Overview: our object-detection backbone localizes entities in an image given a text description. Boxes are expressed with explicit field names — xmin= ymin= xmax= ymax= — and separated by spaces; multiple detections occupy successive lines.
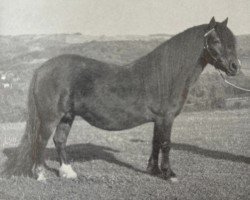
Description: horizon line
xmin=0 ymin=32 xmax=249 ymax=37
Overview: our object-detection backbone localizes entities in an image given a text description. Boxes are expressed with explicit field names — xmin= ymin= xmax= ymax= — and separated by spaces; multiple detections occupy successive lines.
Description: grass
xmin=0 ymin=109 xmax=249 ymax=200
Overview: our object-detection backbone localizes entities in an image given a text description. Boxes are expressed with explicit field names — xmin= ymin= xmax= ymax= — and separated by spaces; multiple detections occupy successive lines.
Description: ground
xmin=0 ymin=109 xmax=249 ymax=200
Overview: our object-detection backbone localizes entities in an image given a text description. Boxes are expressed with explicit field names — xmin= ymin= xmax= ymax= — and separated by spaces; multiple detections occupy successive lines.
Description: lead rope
xmin=217 ymin=69 xmax=250 ymax=92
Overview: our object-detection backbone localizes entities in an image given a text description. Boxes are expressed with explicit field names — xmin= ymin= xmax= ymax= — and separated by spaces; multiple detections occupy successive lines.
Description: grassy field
xmin=0 ymin=109 xmax=249 ymax=200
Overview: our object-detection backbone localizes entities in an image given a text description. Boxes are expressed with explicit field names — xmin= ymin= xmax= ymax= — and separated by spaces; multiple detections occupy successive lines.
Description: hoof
xmin=162 ymin=169 xmax=177 ymax=181
xmin=147 ymin=161 xmax=161 ymax=175
xmin=37 ymin=172 xmax=46 ymax=182
xmin=59 ymin=164 xmax=77 ymax=179
xmin=147 ymin=166 xmax=162 ymax=175
xmin=33 ymin=165 xmax=46 ymax=182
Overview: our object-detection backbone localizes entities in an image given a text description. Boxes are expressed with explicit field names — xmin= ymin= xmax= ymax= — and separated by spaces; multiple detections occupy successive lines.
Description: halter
xmin=204 ymin=28 xmax=250 ymax=92
xmin=203 ymin=28 xmax=218 ymax=65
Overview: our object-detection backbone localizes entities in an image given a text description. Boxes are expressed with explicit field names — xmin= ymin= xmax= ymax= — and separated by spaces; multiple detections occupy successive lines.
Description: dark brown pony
xmin=3 ymin=17 xmax=241 ymax=181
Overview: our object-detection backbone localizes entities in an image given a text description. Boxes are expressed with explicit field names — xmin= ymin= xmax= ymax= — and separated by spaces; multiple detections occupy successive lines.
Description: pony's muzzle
xmin=229 ymin=60 xmax=240 ymax=75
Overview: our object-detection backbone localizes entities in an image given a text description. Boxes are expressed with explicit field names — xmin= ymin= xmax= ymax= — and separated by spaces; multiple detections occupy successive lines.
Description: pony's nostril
xmin=230 ymin=63 xmax=237 ymax=72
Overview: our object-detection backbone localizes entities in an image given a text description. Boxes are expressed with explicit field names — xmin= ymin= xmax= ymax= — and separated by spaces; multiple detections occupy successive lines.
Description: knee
xmin=61 ymin=113 xmax=74 ymax=124
xmin=53 ymin=124 xmax=70 ymax=145
xmin=37 ymin=134 xmax=50 ymax=145
xmin=53 ymin=133 xmax=66 ymax=146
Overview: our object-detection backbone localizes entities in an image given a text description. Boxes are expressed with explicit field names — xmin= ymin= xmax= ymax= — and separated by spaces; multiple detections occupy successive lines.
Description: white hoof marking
xmin=170 ymin=177 xmax=178 ymax=183
xmin=37 ymin=172 xmax=46 ymax=182
xmin=59 ymin=164 xmax=77 ymax=179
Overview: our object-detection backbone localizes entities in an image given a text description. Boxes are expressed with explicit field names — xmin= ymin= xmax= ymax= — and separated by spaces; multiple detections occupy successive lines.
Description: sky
xmin=0 ymin=0 xmax=249 ymax=36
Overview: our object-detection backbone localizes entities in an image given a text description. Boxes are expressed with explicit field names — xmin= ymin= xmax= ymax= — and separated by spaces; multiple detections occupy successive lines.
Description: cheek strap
xmin=203 ymin=28 xmax=219 ymax=66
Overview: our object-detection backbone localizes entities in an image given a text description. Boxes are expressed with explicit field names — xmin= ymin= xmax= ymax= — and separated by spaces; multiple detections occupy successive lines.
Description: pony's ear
xmin=221 ymin=17 xmax=228 ymax=27
xmin=208 ymin=17 xmax=216 ymax=29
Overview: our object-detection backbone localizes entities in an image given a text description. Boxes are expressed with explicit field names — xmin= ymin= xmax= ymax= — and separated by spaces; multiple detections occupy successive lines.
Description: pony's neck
xmin=132 ymin=24 xmax=208 ymax=110
xmin=150 ymin=24 xmax=207 ymax=90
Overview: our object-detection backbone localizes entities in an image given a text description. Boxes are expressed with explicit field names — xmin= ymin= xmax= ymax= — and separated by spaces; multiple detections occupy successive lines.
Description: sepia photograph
xmin=0 ymin=0 xmax=249 ymax=199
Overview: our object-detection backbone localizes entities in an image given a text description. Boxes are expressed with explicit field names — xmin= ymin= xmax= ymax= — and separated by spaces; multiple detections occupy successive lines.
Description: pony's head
xmin=203 ymin=17 xmax=240 ymax=76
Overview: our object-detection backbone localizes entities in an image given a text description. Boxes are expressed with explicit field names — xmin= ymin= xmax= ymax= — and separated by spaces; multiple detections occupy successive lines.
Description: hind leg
xmin=53 ymin=113 xmax=77 ymax=179
xmin=33 ymin=121 xmax=55 ymax=181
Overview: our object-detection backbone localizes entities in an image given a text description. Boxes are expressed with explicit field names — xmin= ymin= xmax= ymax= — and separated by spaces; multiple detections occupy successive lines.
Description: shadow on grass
xmin=130 ymin=139 xmax=250 ymax=164
xmin=3 ymin=142 xmax=249 ymax=178
xmin=3 ymin=143 xmax=146 ymax=176
xmin=171 ymin=143 xmax=250 ymax=164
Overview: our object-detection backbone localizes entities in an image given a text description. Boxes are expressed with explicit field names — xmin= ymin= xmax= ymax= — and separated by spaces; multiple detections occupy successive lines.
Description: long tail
xmin=2 ymin=71 xmax=40 ymax=176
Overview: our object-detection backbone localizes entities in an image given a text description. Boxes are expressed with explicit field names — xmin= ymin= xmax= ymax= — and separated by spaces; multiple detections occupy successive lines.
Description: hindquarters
xmin=2 ymin=68 xmax=64 ymax=179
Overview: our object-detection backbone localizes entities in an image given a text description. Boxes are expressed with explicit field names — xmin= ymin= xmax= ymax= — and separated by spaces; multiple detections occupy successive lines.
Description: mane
xmin=133 ymin=24 xmax=208 ymax=103
xmin=153 ymin=24 xmax=206 ymax=74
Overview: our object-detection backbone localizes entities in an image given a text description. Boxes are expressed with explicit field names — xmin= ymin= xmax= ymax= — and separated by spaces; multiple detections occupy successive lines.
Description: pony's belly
xmin=78 ymin=106 xmax=150 ymax=131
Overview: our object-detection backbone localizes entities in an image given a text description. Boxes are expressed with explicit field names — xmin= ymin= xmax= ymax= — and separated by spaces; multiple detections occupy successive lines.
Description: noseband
xmin=203 ymin=28 xmax=218 ymax=66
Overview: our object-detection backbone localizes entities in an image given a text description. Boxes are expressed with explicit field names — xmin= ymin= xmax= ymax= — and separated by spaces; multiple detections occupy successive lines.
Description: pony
xmin=3 ymin=17 xmax=240 ymax=181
